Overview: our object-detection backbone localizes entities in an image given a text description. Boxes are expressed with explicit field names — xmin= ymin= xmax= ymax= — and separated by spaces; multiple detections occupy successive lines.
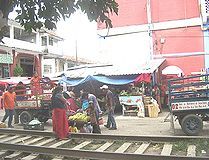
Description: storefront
xmin=0 ymin=52 xmax=13 ymax=78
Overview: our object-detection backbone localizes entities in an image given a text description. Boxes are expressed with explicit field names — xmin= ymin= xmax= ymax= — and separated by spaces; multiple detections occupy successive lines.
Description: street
xmin=1 ymin=110 xmax=209 ymax=136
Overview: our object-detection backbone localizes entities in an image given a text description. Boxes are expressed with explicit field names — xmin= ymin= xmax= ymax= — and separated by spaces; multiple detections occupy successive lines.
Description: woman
xmin=87 ymin=101 xmax=101 ymax=134
xmin=63 ymin=91 xmax=79 ymax=114
xmin=51 ymin=86 xmax=69 ymax=139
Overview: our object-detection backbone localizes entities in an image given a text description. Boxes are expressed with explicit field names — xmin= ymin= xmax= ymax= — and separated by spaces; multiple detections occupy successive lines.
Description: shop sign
xmin=172 ymin=101 xmax=209 ymax=111
xmin=0 ymin=54 xmax=13 ymax=64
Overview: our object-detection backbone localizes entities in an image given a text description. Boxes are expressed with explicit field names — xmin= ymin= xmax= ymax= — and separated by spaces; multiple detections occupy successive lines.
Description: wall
xmin=98 ymin=0 xmax=147 ymax=29
xmin=151 ymin=0 xmax=200 ymax=22
xmin=153 ymin=26 xmax=204 ymax=55
xmin=97 ymin=0 xmax=204 ymax=76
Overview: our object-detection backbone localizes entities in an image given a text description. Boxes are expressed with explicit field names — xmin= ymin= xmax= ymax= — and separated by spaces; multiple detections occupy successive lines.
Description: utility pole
xmin=75 ymin=39 xmax=78 ymax=65
xmin=146 ymin=0 xmax=153 ymax=61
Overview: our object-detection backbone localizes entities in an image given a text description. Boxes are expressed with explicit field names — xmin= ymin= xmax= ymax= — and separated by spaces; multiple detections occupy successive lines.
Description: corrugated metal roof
xmin=62 ymin=59 xmax=165 ymax=78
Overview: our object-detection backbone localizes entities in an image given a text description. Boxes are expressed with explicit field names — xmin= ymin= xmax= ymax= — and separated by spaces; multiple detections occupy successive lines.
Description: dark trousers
xmin=2 ymin=109 xmax=14 ymax=127
xmin=107 ymin=109 xmax=117 ymax=128
xmin=92 ymin=123 xmax=101 ymax=134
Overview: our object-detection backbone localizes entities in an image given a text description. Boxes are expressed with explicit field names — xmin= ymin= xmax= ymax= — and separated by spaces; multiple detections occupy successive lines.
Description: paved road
xmin=0 ymin=110 xmax=209 ymax=136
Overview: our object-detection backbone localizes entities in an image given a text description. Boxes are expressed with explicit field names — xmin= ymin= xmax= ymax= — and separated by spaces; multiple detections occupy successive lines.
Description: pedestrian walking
xmin=1 ymin=85 xmax=16 ymax=128
xmin=100 ymin=85 xmax=117 ymax=130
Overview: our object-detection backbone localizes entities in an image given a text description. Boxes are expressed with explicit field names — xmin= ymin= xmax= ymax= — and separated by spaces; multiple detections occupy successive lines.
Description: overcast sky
xmin=56 ymin=11 xmax=150 ymax=67
xmin=9 ymin=10 xmax=149 ymax=67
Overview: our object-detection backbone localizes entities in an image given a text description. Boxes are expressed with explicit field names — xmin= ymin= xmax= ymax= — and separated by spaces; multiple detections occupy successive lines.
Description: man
xmin=100 ymin=85 xmax=117 ymax=130
xmin=1 ymin=85 xmax=16 ymax=128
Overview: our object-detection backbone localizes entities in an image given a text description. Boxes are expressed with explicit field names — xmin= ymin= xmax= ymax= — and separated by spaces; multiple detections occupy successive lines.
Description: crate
xmin=147 ymin=104 xmax=159 ymax=118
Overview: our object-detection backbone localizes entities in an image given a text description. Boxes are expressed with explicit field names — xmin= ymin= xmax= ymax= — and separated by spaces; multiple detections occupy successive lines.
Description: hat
xmin=100 ymin=85 xmax=108 ymax=89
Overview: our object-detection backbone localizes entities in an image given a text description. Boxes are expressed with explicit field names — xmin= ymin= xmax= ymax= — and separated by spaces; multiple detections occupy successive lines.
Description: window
xmin=200 ymin=0 xmax=209 ymax=23
xmin=41 ymin=36 xmax=47 ymax=46
xmin=14 ymin=27 xmax=36 ymax=43
xmin=205 ymin=0 xmax=209 ymax=14
xmin=49 ymin=37 xmax=53 ymax=46
xmin=44 ymin=65 xmax=52 ymax=74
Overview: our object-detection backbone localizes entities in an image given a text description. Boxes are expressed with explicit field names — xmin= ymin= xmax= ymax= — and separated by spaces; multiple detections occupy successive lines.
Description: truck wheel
xmin=177 ymin=115 xmax=185 ymax=126
xmin=20 ymin=111 xmax=32 ymax=125
xmin=37 ymin=114 xmax=48 ymax=123
xmin=181 ymin=114 xmax=203 ymax=136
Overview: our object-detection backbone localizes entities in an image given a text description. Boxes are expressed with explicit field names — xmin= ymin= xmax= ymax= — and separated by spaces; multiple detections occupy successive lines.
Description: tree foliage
xmin=13 ymin=65 xmax=23 ymax=76
xmin=0 ymin=0 xmax=118 ymax=41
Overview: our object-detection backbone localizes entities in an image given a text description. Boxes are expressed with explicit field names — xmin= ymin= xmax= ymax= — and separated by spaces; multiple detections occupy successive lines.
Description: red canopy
xmin=134 ymin=73 xmax=151 ymax=84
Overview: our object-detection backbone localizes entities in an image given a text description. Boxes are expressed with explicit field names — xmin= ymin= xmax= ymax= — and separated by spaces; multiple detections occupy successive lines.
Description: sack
xmin=0 ymin=122 xmax=6 ymax=128
xmin=98 ymin=117 xmax=104 ymax=125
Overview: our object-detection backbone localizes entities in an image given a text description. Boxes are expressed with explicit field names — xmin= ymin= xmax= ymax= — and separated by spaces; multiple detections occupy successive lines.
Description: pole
xmin=146 ymin=0 xmax=153 ymax=60
xmin=75 ymin=40 xmax=78 ymax=65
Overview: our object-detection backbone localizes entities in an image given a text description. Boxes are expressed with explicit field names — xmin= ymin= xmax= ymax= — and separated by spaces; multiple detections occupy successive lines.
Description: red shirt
xmin=2 ymin=91 xmax=16 ymax=110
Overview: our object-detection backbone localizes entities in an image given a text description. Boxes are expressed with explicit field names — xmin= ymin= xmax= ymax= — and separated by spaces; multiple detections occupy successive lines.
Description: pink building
xmin=97 ymin=0 xmax=209 ymax=82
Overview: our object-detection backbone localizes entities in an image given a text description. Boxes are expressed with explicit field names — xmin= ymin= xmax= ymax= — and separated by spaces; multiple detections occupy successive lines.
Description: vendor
xmin=30 ymin=72 xmax=42 ymax=95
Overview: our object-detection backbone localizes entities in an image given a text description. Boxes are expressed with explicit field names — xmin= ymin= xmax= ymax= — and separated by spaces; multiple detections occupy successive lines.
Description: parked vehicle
xmin=168 ymin=74 xmax=209 ymax=135
xmin=14 ymin=79 xmax=53 ymax=125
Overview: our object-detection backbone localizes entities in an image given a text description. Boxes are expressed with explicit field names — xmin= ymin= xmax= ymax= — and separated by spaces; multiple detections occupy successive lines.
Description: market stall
xmin=119 ymin=96 xmax=144 ymax=117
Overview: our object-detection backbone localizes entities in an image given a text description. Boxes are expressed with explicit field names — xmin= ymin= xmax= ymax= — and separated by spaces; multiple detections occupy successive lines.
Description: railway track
xmin=0 ymin=128 xmax=208 ymax=160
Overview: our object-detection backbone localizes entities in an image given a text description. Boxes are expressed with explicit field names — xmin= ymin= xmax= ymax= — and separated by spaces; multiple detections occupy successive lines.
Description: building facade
xmin=0 ymin=19 xmax=84 ymax=78
xmin=97 ymin=0 xmax=209 ymax=78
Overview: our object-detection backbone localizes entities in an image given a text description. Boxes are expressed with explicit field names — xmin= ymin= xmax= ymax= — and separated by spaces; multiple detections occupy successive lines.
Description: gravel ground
xmin=1 ymin=110 xmax=209 ymax=136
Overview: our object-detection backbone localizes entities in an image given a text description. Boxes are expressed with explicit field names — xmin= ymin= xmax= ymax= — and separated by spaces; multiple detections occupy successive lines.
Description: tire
xmin=177 ymin=115 xmax=184 ymax=126
xmin=181 ymin=114 xmax=203 ymax=136
xmin=37 ymin=114 xmax=48 ymax=123
xmin=20 ymin=111 xmax=32 ymax=125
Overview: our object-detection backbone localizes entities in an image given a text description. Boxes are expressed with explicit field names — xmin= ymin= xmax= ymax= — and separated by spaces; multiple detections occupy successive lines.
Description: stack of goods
xmin=143 ymin=96 xmax=152 ymax=117
xmin=143 ymin=96 xmax=159 ymax=118
xmin=68 ymin=113 xmax=90 ymax=131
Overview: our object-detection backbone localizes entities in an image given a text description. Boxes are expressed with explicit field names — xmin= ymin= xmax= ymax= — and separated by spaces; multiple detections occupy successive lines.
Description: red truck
xmin=14 ymin=79 xmax=53 ymax=125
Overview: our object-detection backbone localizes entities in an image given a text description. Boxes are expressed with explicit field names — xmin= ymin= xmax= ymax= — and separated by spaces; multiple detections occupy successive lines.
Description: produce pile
xmin=68 ymin=112 xmax=90 ymax=123
xmin=68 ymin=112 xmax=91 ymax=132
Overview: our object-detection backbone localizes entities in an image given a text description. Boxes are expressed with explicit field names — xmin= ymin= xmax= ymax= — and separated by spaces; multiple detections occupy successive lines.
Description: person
xmin=30 ymin=72 xmax=42 ymax=95
xmin=81 ymin=92 xmax=102 ymax=133
xmin=63 ymin=91 xmax=79 ymax=114
xmin=100 ymin=85 xmax=117 ymax=130
xmin=86 ymin=100 xmax=101 ymax=133
xmin=15 ymin=81 xmax=26 ymax=100
xmin=1 ymin=85 xmax=16 ymax=128
xmin=51 ymin=86 xmax=69 ymax=140
xmin=81 ymin=92 xmax=102 ymax=121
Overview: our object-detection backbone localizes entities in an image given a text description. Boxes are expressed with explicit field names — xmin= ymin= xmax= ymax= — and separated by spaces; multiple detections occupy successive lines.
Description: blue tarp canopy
xmin=60 ymin=75 xmax=138 ymax=87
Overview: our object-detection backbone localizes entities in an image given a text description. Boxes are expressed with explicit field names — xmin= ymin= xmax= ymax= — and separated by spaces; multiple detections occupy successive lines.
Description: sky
xmin=56 ymin=12 xmax=100 ymax=62
xmin=56 ymin=11 xmax=150 ymax=67
xmin=9 ymin=10 xmax=150 ymax=68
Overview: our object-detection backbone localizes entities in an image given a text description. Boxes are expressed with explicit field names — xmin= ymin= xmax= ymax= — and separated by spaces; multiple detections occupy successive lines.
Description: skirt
xmin=52 ymin=108 xmax=69 ymax=139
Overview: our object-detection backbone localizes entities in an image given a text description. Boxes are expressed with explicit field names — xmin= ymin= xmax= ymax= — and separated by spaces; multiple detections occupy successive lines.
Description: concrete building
xmin=97 ymin=0 xmax=209 ymax=79
xmin=0 ymin=19 xmax=87 ymax=78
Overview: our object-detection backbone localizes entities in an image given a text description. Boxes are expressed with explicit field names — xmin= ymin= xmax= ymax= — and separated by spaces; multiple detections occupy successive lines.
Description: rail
xmin=0 ymin=129 xmax=208 ymax=159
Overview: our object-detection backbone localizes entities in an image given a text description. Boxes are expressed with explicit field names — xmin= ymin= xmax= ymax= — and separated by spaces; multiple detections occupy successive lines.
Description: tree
xmin=13 ymin=65 xmax=24 ymax=76
xmin=0 ymin=0 xmax=118 ymax=42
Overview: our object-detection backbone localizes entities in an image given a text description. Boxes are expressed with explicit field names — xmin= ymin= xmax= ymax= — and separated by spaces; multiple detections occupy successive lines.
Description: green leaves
xmin=0 ymin=0 xmax=118 ymax=40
